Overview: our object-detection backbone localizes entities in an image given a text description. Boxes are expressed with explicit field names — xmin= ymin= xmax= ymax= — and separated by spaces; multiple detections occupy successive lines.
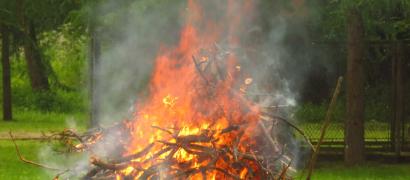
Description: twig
xmin=260 ymin=114 xmax=315 ymax=152
xmin=9 ymin=131 xmax=64 ymax=171
xmin=90 ymin=157 xmax=130 ymax=170
xmin=83 ymin=167 xmax=101 ymax=179
xmin=192 ymin=55 xmax=211 ymax=85
xmin=52 ymin=169 xmax=69 ymax=180
xmin=112 ymin=143 xmax=155 ymax=163
xmin=258 ymin=120 xmax=279 ymax=150
xmin=278 ymin=159 xmax=293 ymax=180
xmin=213 ymin=167 xmax=240 ymax=180
xmin=151 ymin=125 xmax=173 ymax=135
xmin=306 ymin=76 xmax=343 ymax=180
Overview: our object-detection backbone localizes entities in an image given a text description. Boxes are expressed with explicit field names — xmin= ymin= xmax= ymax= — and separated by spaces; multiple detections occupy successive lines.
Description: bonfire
xmin=10 ymin=1 xmax=316 ymax=179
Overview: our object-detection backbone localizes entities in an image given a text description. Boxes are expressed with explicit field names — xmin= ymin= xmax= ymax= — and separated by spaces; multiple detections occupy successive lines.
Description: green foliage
xmin=21 ymin=0 xmax=82 ymax=32
xmin=307 ymin=0 xmax=410 ymax=41
xmin=11 ymin=85 xmax=87 ymax=113
xmin=2 ymin=21 xmax=88 ymax=113
xmin=39 ymin=23 xmax=88 ymax=89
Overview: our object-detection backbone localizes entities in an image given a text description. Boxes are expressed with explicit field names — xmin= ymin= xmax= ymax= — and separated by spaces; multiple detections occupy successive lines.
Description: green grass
xmin=0 ymin=141 xmax=51 ymax=180
xmin=0 ymin=110 xmax=88 ymax=179
xmin=2 ymin=141 xmax=410 ymax=179
xmin=0 ymin=110 xmax=88 ymax=133
xmin=0 ymin=140 xmax=89 ymax=180
xmin=299 ymin=162 xmax=410 ymax=180
xmin=0 ymin=110 xmax=407 ymax=179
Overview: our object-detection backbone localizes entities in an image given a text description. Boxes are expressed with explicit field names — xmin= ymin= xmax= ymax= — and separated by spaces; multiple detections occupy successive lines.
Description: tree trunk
xmin=16 ymin=0 xmax=49 ymax=91
xmin=391 ymin=43 xmax=404 ymax=159
xmin=1 ymin=24 xmax=12 ymax=121
xmin=89 ymin=21 xmax=101 ymax=127
xmin=23 ymin=21 xmax=49 ymax=91
xmin=345 ymin=8 xmax=365 ymax=166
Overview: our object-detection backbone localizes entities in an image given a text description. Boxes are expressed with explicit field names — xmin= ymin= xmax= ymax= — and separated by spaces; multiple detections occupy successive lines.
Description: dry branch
xmin=260 ymin=114 xmax=315 ymax=152
xmin=9 ymin=131 xmax=64 ymax=171
xmin=306 ymin=76 xmax=343 ymax=180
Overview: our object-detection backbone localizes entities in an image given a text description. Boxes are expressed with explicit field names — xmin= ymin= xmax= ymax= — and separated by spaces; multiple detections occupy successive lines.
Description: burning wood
xmin=10 ymin=112 xmax=309 ymax=180
xmin=9 ymin=38 xmax=305 ymax=180
xmin=10 ymin=1 xmax=316 ymax=179
xmin=54 ymin=116 xmax=296 ymax=180
xmin=9 ymin=33 xmax=305 ymax=180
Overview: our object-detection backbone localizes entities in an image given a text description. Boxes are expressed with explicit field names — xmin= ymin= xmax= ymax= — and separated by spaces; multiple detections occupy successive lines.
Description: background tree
xmin=14 ymin=0 xmax=81 ymax=91
xmin=345 ymin=8 xmax=365 ymax=166
xmin=0 ymin=0 xmax=17 ymax=121
xmin=0 ymin=0 xmax=86 ymax=116
xmin=303 ymin=0 xmax=410 ymax=163
xmin=16 ymin=0 xmax=49 ymax=91
xmin=1 ymin=24 xmax=12 ymax=121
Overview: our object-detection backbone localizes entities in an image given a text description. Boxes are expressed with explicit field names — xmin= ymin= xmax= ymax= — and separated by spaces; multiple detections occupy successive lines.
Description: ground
xmin=0 ymin=111 xmax=409 ymax=179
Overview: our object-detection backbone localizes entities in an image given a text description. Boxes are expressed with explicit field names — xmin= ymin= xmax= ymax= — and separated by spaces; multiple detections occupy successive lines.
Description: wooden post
xmin=391 ymin=42 xmax=404 ymax=158
xmin=89 ymin=18 xmax=101 ymax=127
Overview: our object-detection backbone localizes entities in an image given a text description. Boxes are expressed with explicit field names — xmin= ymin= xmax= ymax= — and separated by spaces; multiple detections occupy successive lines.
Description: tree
xmin=307 ymin=0 xmax=410 ymax=162
xmin=7 ymin=0 xmax=82 ymax=91
xmin=391 ymin=43 xmax=405 ymax=159
xmin=345 ymin=8 xmax=365 ymax=165
xmin=1 ymin=24 xmax=12 ymax=121
xmin=16 ymin=0 xmax=49 ymax=91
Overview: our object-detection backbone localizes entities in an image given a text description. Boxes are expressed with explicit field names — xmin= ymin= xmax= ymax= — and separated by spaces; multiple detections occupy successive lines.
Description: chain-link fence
xmin=258 ymin=41 xmax=410 ymax=154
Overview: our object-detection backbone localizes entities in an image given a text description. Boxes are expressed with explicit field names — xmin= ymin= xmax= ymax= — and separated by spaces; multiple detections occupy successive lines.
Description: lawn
xmin=1 ymin=112 xmax=408 ymax=179
xmin=300 ymin=162 xmax=410 ymax=180
xmin=0 ymin=140 xmax=89 ymax=180
xmin=0 ymin=110 xmax=88 ymax=179
xmin=0 ymin=141 xmax=52 ymax=180
xmin=1 ymin=140 xmax=410 ymax=179
xmin=0 ymin=110 xmax=88 ymax=133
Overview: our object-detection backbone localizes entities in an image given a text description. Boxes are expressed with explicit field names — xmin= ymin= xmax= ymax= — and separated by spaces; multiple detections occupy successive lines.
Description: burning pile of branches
xmin=28 ymin=114 xmax=300 ymax=180
xmin=74 ymin=116 xmax=297 ymax=179
xmin=9 ymin=30 xmax=310 ymax=180
xmin=26 ymin=43 xmax=308 ymax=178
xmin=10 ymin=110 xmax=310 ymax=180
xmin=8 ymin=45 xmax=313 ymax=179
xmin=9 ymin=1 xmax=318 ymax=179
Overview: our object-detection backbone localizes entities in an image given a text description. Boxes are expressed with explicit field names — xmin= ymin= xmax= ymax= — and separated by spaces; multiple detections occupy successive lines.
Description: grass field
xmin=0 ymin=111 xmax=409 ymax=179
xmin=298 ymin=162 xmax=410 ymax=180
xmin=1 ymin=140 xmax=410 ymax=179
xmin=0 ymin=111 xmax=88 ymax=179
xmin=0 ymin=110 xmax=88 ymax=133
xmin=0 ymin=141 xmax=51 ymax=180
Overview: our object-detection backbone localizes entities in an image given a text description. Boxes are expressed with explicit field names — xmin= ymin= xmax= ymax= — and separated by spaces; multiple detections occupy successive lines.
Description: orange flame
xmin=122 ymin=0 xmax=261 ymax=179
